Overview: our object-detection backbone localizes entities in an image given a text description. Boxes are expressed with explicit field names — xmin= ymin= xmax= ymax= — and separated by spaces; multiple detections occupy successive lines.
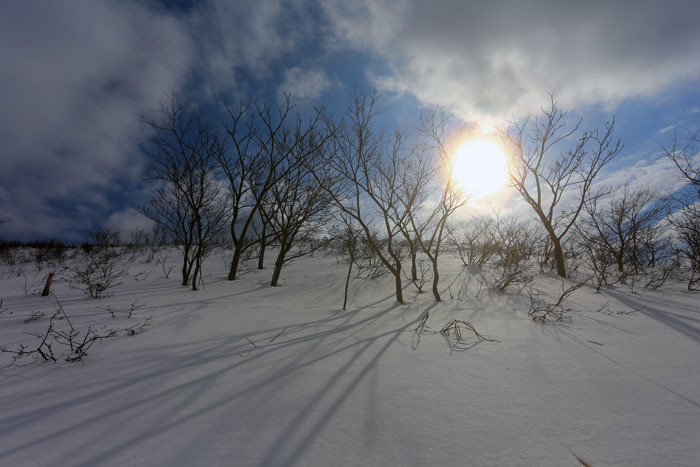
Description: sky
xmin=0 ymin=0 xmax=699 ymax=241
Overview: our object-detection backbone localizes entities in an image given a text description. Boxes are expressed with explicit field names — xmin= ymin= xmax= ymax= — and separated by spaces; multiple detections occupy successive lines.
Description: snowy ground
xmin=0 ymin=250 xmax=698 ymax=466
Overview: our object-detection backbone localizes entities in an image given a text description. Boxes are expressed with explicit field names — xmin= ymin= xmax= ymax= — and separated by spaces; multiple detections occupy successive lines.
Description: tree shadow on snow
xmin=0 ymin=294 xmax=433 ymax=467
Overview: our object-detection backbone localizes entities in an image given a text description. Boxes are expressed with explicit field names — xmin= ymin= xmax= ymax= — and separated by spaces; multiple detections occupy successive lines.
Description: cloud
xmin=658 ymin=124 xmax=678 ymax=135
xmin=3 ymin=0 xmax=698 ymax=241
xmin=0 ymin=0 xmax=192 ymax=240
xmin=0 ymin=0 xmax=317 ymax=241
xmin=320 ymin=0 xmax=700 ymax=121
xmin=603 ymin=155 xmax=689 ymax=196
xmin=277 ymin=67 xmax=331 ymax=101
xmin=188 ymin=0 xmax=316 ymax=97
xmin=105 ymin=208 xmax=155 ymax=240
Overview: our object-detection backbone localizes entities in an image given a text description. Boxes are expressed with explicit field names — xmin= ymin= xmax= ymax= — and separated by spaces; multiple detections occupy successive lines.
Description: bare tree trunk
xmin=191 ymin=255 xmax=200 ymax=291
xmin=616 ymin=255 xmax=625 ymax=273
xmin=430 ymin=258 xmax=441 ymax=302
xmin=258 ymin=224 xmax=267 ymax=270
xmin=410 ymin=247 xmax=418 ymax=281
xmin=394 ymin=266 xmax=404 ymax=304
xmin=181 ymin=245 xmax=190 ymax=286
xmin=228 ymin=248 xmax=241 ymax=280
xmin=270 ymin=253 xmax=285 ymax=287
xmin=258 ymin=244 xmax=266 ymax=270
xmin=343 ymin=256 xmax=353 ymax=310
xmin=552 ymin=236 xmax=566 ymax=278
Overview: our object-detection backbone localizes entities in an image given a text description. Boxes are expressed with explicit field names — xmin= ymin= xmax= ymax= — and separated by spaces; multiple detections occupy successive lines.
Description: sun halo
xmin=451 ymin=138 xmax=509 ymax=199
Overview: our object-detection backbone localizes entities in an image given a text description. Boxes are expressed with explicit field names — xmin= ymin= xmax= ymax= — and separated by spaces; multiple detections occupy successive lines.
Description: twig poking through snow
xmin=54 ymin=296 xmax=74 ymax=331
xmin=440 ymin=319 xmax=497 ymax=342
xmin=269 ymin=328 xmax=286 ymax=343
xmin=415 ymin=312 xmax=430 ymax=334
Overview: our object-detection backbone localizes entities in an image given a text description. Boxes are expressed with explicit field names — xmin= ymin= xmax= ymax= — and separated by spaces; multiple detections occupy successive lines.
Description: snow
xmin=1 ymin=250 xmax=699 ymax=466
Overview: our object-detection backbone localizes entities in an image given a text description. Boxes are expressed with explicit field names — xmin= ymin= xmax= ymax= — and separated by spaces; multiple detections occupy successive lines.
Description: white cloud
xmin=105 ymin=208 xmax=155 ymax=240
xmin=278 ymin=67 xmax=331 ymax=101
xmin=591 ymin=151 xmax=688 ymax=199
xmin=658 ymin=124 xmax=678 ymax=135
xmin=320 ymin=0 xmax=700 ymax=121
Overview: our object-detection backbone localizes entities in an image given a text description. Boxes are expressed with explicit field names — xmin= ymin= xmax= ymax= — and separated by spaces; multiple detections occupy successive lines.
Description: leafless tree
xmin=218 ymin=95 xmax=325 ymax=280
xmin=251 ymin=217 xmax=271 ymax=270
xmin=141 ymin=97 xmax=228 ymax=290
xmin=506 ymin=94 xmax=622 ymax=278
xmin=260 ymin=130 xmax=333 ymax=286
xmin=664 ymin=132 xmax=700 ymax=190
xmin=579 ymin=184 xmax=669 ymax=277
xmin=332 ymin=214 xmax=361 ymax=310
xmin=672 ymin=205 xmax=700 ymax=290
xmin=486 ymin=214 xmax=536 ymax=292
xmin=446 ymin=217 xmax=497 ymax=268
xmin=311 ymin=89 xmax=410 ymax=304
xmin=577 ymin=230 xmax=618 ymax=293
xmin=403 ymin=109 xmax=469 ymax=301
xmin=392 ymin=147 xmax=430 ymax=290
xmin=663 ymin=132 xmax=700 ymax=289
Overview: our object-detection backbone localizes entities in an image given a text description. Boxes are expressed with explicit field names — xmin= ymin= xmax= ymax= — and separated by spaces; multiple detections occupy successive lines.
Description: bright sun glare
xmin=452 ymin=138 xmax=509 ymax=199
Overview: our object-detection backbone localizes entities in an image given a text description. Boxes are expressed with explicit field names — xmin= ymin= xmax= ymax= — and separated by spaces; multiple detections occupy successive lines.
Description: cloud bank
xmin=1 ymin=0 xmax=699 ymax=240
xmin=320 ymin=0 xmax=700 ymax=120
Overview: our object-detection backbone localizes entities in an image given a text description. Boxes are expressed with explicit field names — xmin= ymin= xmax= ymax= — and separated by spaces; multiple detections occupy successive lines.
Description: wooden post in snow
xmin=41 ymin=272 xmax=54 ymax=296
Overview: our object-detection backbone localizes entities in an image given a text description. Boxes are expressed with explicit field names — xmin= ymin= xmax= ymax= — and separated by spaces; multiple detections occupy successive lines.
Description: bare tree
xmin=251 ymin=215 xmax=272 ymax=270
xmin=312 ymin=90 xmax=410 ymax=304
xmin=141 ymin=97 xmax=228 ymax=290
xmin=260 ymin=130 xmax=333 ymax=286
xmin=486 ymin=214 xmax=536 ymax=292
xmin=392 ymin=146 xmax=431 ymax=290
xmin=446 ymin=217 xmax=497 ymax=268
xmin=506 ymin=94 xmax=622 ymax=278
xmin=664 ymin=132 xmax=700 ymax=190
xmin=218 ymin=95 xmax=325 ymax=280
xmin=334 ymin=216 xmax=360 ymax=310
xmin=664 ymin=132 xmax=700 ymax=289
xmin=671 ymin=204 xmax=700 ymax=290
xmin=403 ymin=109 xmax=470 ymax=301
xmin=577 ymin=228 xmax=618 ymax=292
xmin=579 ymin=184 xmax=669 ymax=277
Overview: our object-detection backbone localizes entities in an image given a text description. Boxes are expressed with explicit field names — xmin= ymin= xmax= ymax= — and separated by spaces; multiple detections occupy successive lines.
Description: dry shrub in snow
xmin=528 ymin=275 xmax=591 ymax=323
xmin=446 ymin=217 xmax=497 ymax=269
xmin=67 ymin=247 xmax=126 ymax=298
xmin=1 ymin=298 xmax=151 ymax=365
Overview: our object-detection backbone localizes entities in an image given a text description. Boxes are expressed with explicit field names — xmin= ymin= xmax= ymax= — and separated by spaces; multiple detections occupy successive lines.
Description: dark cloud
xmin=0 ymin=0 xmax=316 ymax=240
xmin=187 ymin=0 xmax=317 ymax=97
xmin=0 ymin=0 xmax=191 ymax=239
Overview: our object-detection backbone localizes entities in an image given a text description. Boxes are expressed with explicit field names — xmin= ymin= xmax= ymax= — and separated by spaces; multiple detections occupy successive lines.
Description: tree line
xmin=137 ymin=90 xmax=700 ymax=301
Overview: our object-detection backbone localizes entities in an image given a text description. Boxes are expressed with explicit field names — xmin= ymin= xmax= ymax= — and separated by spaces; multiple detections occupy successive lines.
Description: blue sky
xmin=0 ymin=0 xmax=698 ymax=241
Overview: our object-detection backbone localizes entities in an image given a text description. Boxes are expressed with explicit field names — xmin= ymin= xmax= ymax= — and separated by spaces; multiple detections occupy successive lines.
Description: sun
xmin=451 ymin=138 xmax=509 ymax=199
